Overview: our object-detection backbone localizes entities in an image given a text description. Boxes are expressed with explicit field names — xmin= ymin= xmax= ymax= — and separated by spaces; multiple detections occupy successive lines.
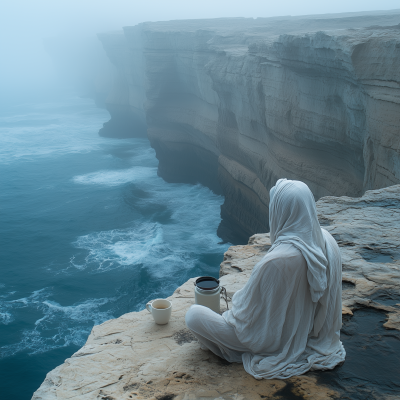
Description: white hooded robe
xmin=186 ymin=179 xmax=345 ymax=379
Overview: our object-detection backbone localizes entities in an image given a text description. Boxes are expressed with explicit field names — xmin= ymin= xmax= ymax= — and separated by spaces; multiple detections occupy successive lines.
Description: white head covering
xmin=221 ymin=178 xmax=345 ymax=379
xmin=269 ymin=178 xmax=328 ymax=302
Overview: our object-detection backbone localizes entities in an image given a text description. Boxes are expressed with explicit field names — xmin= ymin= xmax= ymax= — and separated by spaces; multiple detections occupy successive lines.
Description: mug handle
xmin=146 ymin=302 xmax=152 ymax=313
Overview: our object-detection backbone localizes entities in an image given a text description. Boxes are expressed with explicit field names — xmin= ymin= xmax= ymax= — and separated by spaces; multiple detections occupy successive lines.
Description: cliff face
xmin=32 ymin=185 xmax=400 ymax=400
xmin=97 ymin=31 xmax=147 ymax=138
xmin=97 ymin=11 xmax=400 ymax=240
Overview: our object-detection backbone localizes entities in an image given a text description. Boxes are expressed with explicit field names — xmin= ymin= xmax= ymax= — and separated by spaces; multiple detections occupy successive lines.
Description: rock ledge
xmin=33 ymin=186 xmax=400 ymax=400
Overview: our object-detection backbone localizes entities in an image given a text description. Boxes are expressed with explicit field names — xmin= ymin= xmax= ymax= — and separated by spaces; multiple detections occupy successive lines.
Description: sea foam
xmin=72 ymin=166 xmax=157 ymax=187
xmin=0 ymin=288 xmax=114 ymax=358
xmin=0 ymin=96 xmax=229 ymax=389
xmin=73 ymin=223 xmax=164 ymax=272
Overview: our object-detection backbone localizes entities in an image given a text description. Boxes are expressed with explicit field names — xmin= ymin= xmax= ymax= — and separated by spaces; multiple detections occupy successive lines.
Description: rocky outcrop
xmin=32 ymin=185 xmax=400 ymax=400
xmin=97 ymin=31 xmax=147 ymax=138
xmin=96 ymin=11 xmax=400 ymax=240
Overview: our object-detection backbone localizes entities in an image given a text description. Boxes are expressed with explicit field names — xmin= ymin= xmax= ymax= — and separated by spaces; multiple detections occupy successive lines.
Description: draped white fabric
xmin=186 ymin=179 xmax=345 ymax=379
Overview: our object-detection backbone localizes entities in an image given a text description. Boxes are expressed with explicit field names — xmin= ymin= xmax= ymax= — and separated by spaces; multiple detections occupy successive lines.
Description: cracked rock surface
xmin=32 ymin=186 xmax=400 ymax=400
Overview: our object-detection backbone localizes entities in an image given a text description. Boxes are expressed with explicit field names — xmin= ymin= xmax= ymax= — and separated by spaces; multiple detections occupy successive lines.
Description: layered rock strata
xmin=96 ymin=11 xmax=400 ymax=239
xmin=32 ymin=185 xmax=400 ymax=400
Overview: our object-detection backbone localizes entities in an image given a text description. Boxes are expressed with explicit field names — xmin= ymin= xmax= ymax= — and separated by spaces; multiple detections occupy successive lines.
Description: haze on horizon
xmin=1 ymin=0 xmax=399 ymax=101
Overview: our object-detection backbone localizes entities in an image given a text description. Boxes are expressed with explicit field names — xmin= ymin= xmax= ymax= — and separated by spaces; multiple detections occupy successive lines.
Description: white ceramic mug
xmin=146 ymin=299 xmax=172 ymax=325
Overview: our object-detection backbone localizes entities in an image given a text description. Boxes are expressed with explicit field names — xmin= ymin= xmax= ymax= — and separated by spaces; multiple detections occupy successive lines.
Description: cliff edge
xmin=32 ymin=185 xmax=400 ymax=400
xmin=95 ymin=11 xmax=400 ymax=240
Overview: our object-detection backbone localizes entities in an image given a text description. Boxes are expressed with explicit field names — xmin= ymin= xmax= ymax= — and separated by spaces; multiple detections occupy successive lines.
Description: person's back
xmin=186 ymin=178 xmax=345 ymax=379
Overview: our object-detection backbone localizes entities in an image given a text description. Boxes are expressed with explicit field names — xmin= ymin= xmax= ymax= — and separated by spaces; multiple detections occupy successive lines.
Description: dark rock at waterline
xmin=149 ymin=136 xmax=222 ymax=195
xmin=99 ymin=105 xmax=147 ymax=138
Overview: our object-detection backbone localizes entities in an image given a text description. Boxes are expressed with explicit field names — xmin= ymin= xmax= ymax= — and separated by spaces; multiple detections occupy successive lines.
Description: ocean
xmin=0 ymin=95 xmax=230 ymax=399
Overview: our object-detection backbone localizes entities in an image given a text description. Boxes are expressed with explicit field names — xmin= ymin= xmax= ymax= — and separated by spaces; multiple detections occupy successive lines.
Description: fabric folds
xmin=187 ymin=178 xmax=345 ymax=379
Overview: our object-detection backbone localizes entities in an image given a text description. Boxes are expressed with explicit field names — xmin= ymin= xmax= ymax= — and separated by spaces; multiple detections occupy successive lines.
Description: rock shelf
xmin=33 ymin=186 xmax=400 ymax=399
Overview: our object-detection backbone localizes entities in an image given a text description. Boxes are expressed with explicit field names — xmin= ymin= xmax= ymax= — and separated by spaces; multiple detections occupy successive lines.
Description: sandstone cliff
xmin=94 ymin=11 xmax=400 ymax=241
xmin=32 ymin=185 xmax=400 ymax=400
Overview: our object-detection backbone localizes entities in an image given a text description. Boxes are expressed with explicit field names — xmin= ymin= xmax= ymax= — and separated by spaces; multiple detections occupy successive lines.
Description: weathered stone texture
xmin=96 ymin=11 xmax=400 ymax=238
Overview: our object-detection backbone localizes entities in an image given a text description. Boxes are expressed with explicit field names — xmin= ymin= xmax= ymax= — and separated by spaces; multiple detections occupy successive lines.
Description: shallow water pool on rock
xmin=317 ymin=307 xmax=400 ymax=399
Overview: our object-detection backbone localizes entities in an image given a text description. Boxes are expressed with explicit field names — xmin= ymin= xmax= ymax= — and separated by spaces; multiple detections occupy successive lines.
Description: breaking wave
xmin=0 ymin=288 xmax=114 ymax=358
xmin=0 ymin=95 xmax=229 ymax=399
xmin=72 ymin=166 xmax=157 ymax=187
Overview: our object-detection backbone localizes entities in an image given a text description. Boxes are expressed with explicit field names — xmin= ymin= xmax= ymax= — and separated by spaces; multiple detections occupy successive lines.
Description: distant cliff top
xmin=95 ymin=9 xmax=400 ymax=239
xmin=118 ymin=9 xmax=400 ymax=35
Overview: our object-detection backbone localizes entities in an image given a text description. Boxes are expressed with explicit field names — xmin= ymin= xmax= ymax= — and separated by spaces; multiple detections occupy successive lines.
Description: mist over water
xmin=1 ymin=0 xmax=399 ymax=104
xmin=2 ymin=2 xmax=400 ymax=399
xmin=0 ymin=96 xmax=229 ymax=399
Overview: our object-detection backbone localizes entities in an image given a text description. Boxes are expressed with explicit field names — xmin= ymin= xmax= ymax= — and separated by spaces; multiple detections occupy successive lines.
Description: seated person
xmin=186 ymin=178 xmax=345 ymax=379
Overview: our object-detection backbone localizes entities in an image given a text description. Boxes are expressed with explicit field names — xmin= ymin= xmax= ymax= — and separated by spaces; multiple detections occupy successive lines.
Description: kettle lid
xmin=195 ymin=276 xmax=220 ymax=290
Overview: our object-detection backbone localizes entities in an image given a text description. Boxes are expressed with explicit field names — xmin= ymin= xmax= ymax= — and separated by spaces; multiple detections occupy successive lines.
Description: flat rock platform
xmin=33 ymin=186 xmax=400 ymax=400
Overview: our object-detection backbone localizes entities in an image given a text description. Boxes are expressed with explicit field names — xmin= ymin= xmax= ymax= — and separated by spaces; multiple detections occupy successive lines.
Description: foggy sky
xmin=1 ymin=0 xmax=400 ymax=100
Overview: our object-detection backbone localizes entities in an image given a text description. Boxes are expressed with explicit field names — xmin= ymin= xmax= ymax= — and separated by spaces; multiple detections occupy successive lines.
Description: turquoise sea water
xmin=0 ymin=96 xmax=230 ymax=399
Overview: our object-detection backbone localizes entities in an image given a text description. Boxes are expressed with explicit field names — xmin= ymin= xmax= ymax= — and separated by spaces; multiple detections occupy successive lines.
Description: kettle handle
xmin=220 ymin=286 xmax=231 ymax=310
